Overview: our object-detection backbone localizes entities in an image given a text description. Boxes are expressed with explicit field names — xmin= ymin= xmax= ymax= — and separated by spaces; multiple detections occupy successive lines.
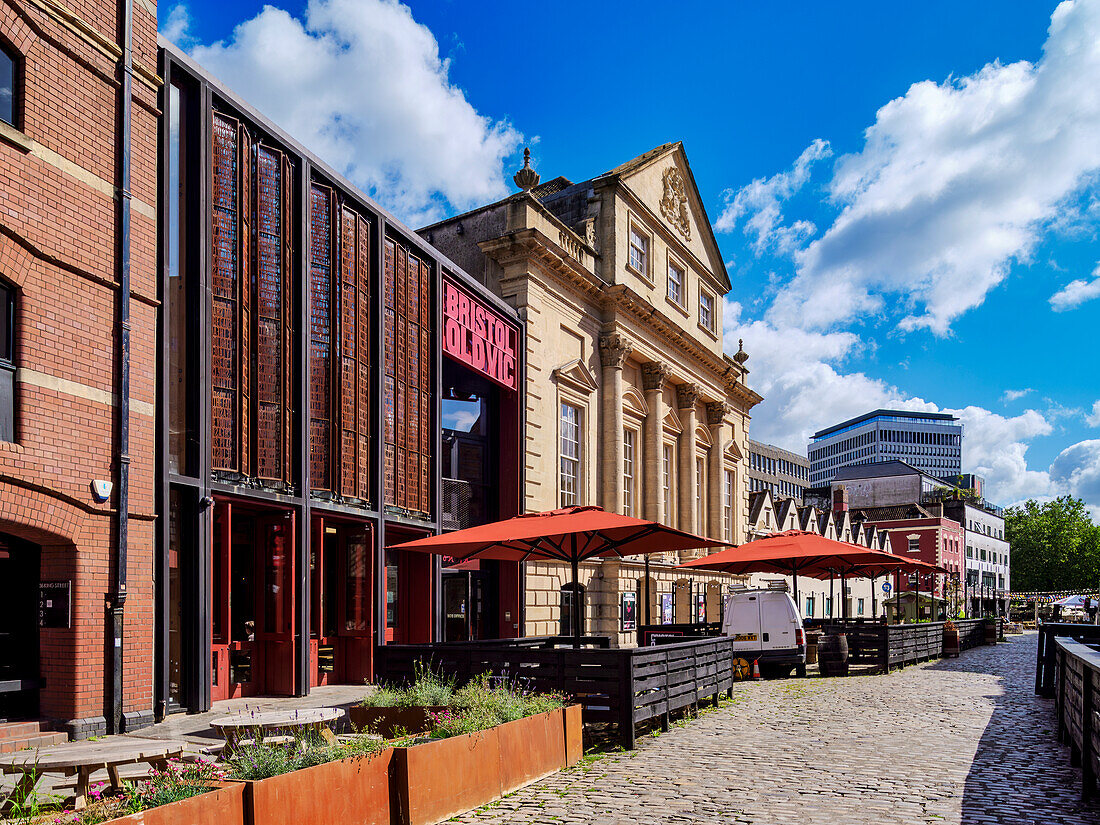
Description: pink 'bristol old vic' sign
xmin=442 ymin=278 xmax=518 ymax=391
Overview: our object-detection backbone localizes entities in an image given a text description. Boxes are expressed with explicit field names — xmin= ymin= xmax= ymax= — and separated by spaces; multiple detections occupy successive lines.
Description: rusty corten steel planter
xmin=347 ymin=705 xmax=447 ymax=738
xmin=243 ymin=748 xmax=394 ymax=825
xmin=99 ymin=783 xmax=246 ymax=825
xmin=563 ymin=704 xmax=583 ymax=767
xmin=394 ymin=707 xmax=581 ymax=825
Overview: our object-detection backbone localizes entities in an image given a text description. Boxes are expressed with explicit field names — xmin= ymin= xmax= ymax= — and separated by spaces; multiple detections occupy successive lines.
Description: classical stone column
xmin=599 ymin=334 xmax=632 ymax=514
xmin=707 ymin=401 xmax=733 ymax=546
xmin=676 ymin=384 xmax=700 ymax=560
xmin=641 ymin=362 xmax=670 ymax=524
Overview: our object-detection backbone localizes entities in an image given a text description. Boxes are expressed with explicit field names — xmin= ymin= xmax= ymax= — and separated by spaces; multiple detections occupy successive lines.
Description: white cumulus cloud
xmin=1050 ymin=262 xmax=1100 ymax=310
xmin=1002 ymin=388 xmax=1034 ymax=403
xmin=1050 ymin=440 xmax=1100 ymax=518
xmin=1087 ymin=400 xmax=1100 ymax=427
xmin=766 ymin=0 xmax=1100 ymax=334
xmin=169 ymin=0 xmax=523 ymax=225
xmin=713 ymin=139 xmax=832 ymax=255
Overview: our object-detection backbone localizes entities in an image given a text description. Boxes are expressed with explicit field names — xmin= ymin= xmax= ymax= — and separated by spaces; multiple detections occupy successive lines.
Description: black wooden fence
xmin=1036 ymin=623 xmax=1100 ymax=696
xmin=1050 ymin=637 xmax=1100 ymax=798
xmin=376 ymin=635 xmax=734 ymax=748
xmin=806 ymin=618 xmax=997 ymax=669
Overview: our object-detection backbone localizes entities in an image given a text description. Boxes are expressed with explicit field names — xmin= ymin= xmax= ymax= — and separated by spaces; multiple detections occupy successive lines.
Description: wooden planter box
xmin=393 ymin=706 xmax=582 ymax=825
xmin=99 ymin=783 xmax=246 ymax=825
xmin=242 ymin=748 xmax=394 ymax=825
xmin=984 ymin=623 xmax=998 ymax=644
xmin=348 ymin=705 xmax=446 ymax=738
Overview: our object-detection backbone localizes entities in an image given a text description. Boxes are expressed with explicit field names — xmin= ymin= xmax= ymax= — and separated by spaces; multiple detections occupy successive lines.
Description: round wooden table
xmin=210 ymin=707 xmax=345 ymax=756
xmin=0 ymin=737 xmax=184 ymax=812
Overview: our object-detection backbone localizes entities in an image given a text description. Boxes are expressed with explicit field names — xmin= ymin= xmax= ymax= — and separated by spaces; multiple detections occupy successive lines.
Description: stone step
xmin=0 ymin=730 xmax=68 ymax=753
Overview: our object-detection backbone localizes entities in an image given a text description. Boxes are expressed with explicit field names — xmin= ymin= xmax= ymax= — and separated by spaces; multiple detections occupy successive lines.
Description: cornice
xmin=481 ymin=231 xmax=765 ymax=411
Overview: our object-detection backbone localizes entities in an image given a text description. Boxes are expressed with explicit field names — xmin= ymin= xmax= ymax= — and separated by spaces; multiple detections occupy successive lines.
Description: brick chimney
xmin=833 ymin=486 xmax=849 ymax=513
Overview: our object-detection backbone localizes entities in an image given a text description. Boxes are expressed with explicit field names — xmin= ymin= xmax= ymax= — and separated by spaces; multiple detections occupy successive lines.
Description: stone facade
xmin=422 ymin=143 xmax=762 ymax=645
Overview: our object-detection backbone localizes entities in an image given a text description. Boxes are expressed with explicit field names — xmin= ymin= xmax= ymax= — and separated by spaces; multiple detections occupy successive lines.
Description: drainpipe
xmin=109 ymin=0 xmax=134 ymax=734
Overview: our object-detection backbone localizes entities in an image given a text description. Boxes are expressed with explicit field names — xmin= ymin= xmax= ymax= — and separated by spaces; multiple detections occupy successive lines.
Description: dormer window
xmin=0 ymin=43 xmax=16 ymax=127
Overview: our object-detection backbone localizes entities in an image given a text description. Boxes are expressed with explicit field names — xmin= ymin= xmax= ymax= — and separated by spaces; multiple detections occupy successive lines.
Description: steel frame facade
xmin=155 ymin=41 xmax=524 ymax=716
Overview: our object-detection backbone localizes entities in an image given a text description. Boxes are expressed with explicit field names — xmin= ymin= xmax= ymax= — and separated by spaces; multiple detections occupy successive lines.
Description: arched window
xmin=0 ymin=42 xmax=17 ymax=128
xmin=559 ymin=582 xmax=585 ymax=638
xmin=0 ymin=281 xmax=14 ymax=441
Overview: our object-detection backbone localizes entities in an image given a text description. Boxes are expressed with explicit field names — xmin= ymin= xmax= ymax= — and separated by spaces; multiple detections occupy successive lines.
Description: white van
xmin=721 ymin=589 xmax=806 ymax=677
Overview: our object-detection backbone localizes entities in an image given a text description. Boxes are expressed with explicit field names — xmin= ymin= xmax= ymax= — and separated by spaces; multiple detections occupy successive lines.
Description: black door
xmin=0 ymin=534 xmax=40 ymax=720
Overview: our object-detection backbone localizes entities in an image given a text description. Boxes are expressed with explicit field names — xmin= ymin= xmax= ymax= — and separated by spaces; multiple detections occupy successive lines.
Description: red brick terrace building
xmin=0 ymin=0 xmax=159 ymax=737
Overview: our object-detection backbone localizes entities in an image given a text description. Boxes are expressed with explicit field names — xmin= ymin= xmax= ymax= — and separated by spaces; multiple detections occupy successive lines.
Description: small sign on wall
xmin=38 ymin=580 xmax=71 ymax=629
xmin=620 ymin=591 xmax=637 ymax=631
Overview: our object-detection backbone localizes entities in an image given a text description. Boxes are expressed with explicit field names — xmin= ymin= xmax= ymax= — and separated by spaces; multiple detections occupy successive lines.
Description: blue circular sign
xmin=882 ymin=582 xmax=893 ymax=593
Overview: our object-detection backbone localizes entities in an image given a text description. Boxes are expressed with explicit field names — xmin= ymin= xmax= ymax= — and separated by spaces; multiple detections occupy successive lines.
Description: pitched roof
xmin=748 ymin=489 xmax=771 ymax=524
xmin=851 ymin=504 xmax=937 ymax=522
xmin=530 ymin=176 xmax=574 ymax=199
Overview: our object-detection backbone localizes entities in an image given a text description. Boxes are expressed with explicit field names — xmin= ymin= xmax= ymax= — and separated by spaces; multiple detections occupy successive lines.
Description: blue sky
xmin=161 ymin=0 xmax=1100 ymax=514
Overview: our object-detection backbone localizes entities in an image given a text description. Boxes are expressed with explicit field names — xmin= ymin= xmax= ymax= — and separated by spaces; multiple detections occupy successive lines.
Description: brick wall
xmin=0 ymin=0 xmax=158 ymax=734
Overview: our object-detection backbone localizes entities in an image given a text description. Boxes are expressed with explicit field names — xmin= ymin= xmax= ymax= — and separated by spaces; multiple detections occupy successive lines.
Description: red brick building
xmin=0 ymin=0 xmax=159 ymax=737
xmin=857 ymin=505 xmax=965 ymax=618
xmin=2 ymin=0 xmax=526 ymax=739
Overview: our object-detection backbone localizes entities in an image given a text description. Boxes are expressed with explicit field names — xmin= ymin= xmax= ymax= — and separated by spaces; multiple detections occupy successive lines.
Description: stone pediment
xmin=723 ymin=438 xmax=744 ymax=462
xmin=609 ymin=144 xmax=731 ymax=292
xmin=552 ymin=359 xmax=599 ymax=395
xmin=663 ymin=407 xmax=683 ymax=435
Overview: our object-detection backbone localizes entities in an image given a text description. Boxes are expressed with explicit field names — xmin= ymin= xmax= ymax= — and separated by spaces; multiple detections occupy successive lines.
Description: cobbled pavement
xmin=450 ymin=632 xmax=1100 ymax=825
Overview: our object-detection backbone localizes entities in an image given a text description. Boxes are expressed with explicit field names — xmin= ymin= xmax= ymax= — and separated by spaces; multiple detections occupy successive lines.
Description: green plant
xmin=45 ymin=758 xmax=230 ymax=825
xmin=225 ymin=731 xmax=385 ymax=781
xmin=426 ymin=674 xmax=565 ymax=739
xmin=359 ymin=661 xmax=456 ymax=708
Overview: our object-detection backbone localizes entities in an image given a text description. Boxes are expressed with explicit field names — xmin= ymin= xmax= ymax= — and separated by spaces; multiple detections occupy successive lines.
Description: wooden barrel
xmin=943 ymin=629 xmax=960 ymax=658
xmin=818 ymin=633 xmax=849 ymax=677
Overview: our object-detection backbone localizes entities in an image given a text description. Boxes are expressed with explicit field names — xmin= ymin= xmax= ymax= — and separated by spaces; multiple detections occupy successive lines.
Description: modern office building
xmin=807 ymin=409 xmax=962 ymax=486
xmin=747 ymin=439 xmax=809 ymax=503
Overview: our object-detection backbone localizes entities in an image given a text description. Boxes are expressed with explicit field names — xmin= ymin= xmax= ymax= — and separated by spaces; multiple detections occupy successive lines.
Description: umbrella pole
xmin=793 ymin=571 xmax=799 ymax=616
xmin=572 ymin=550 xmax=581 ymax=650
xmin=644 ymin=554 xmax=652 ymax=628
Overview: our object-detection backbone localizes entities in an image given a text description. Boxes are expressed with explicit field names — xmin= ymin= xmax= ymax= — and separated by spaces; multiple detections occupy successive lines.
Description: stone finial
xmin=598 ymin=334 xmax=633 ymax=369
xmin=641 ymin=361 xmax=671 ymax=392
xmin=706 ymin=401 xmax=734 ymax=426
xmin=513 ymin=147 xmax=540 ymax=192
xmin=732 ymin=338 xmax=749 ymax=366
xmin=676 ymin=383 xmax=701 ymax=410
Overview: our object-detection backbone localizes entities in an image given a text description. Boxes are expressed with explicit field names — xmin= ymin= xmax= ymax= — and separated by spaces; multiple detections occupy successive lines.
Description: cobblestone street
xmin=452 ymin=633 xmax=1099 ymax=825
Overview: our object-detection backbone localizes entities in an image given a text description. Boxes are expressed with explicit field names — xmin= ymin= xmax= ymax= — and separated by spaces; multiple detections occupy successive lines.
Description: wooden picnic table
xmin=210 ymin=707 xmax=344 ymax=756
xmin=0 ymin=737 xmax=185 ymax=813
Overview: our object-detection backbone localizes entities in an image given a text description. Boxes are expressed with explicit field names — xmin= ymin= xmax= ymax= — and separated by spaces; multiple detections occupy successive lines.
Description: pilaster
xmin=707 ymin=401 xmax=733 ymax=545
xmin=676 ymin=383 xmax=700 ymax=559
xmin=641 ymin=361 xmax=670 ymax=524
xmin=599 ymin=333 xmax=632 ymax=514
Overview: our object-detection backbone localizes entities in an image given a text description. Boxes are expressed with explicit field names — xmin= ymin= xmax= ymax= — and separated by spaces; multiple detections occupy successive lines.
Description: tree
xmin=1005 ymin=497 xmax=1100 ymax=591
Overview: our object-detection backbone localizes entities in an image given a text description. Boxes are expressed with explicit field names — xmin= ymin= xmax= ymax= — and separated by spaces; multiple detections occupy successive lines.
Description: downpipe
xmin=109 ymin=0 xmax=133 ymax=735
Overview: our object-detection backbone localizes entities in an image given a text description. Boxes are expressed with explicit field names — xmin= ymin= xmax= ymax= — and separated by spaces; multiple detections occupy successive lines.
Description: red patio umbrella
xmin=387 ymin=505 xmax=728 ymax=647
xmin=678 ymin=530 xmax=916 ymax=609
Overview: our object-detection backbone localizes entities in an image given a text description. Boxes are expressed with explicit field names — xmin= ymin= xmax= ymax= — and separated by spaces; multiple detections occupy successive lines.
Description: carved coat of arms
xmin=660 ymin=167 xmax=691 ymax=241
